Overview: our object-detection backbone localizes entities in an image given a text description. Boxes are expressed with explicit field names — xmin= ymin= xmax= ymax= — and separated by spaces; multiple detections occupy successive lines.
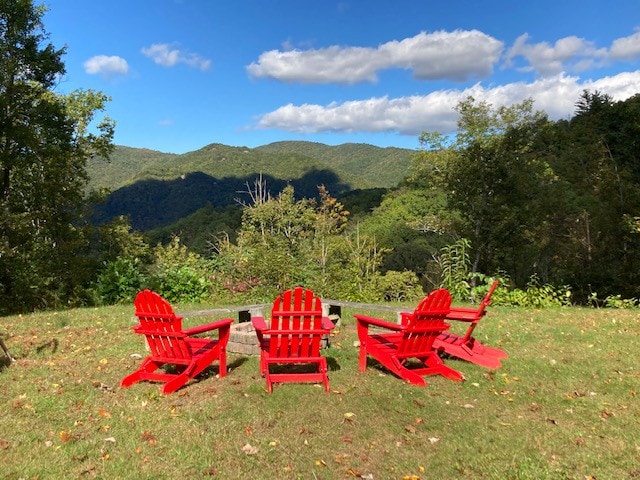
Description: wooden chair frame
xmin=432 ymin=280 xmax=508 ymax=369
xmin=355 ymin=289 xmax=462 ymax=386
xmin=121 ymin=290 xmax=233 ymax=394
xmin=252 ymin=287 xmax=334 ymax=393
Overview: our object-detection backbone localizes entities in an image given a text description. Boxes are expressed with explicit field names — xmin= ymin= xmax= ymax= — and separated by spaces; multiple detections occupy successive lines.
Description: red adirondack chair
xmin=252 ymin=287 xmax=334 ymax=393
xmin=432 ymin=280 xmax=508 ymax=369
xmin=355 ymin=288 xmax=462 ymax=386
xmin=121 ymin=290 xmax=234 ymax=394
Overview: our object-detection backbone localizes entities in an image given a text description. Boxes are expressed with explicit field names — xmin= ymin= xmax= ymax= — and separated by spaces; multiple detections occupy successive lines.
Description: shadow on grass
xmin=36 ymin=338 xmax=59 ymax=355
xmin=193 ymin=355 xmax=250 ymax=383
xmin=263 ymin=356 xmax=341 ymax=375
xmin=327 ymin=356 xmax=341 ymax=372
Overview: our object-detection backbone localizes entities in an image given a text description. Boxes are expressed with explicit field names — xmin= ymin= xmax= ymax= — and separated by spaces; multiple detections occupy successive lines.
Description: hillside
xmin=254 ymin=141 xmax=414 ymax=188
xmin=87 ymin=141 xmax=414 ymax=193
xmin=88 ymin=141 xmax=413 ymax=232
xmin=86 ymin=146 xmax=177 ymax=192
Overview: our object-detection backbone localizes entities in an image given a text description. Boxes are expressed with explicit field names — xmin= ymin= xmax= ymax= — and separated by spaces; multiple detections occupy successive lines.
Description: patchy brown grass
xmin=1 ymin=304 xmax=639 ymax=479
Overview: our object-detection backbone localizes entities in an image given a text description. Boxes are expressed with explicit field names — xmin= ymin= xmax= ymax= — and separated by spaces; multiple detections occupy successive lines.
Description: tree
xmin=414 ymin=97 xmax=558 ymax=287
xmin=538 ymin=91 xmax=640 ymax=299
xmin=0 ymin=0 xmax=114 ymax=312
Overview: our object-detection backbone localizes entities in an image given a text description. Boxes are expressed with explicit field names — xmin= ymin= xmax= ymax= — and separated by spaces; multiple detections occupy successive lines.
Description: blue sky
xmin=43 ymin=0 xmax=640 ymax=154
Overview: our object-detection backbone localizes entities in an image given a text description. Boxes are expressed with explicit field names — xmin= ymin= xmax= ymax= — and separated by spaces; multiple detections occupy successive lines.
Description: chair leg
xmin=218 ymin=350 xmax=227 ymax=378
xmin=121 ymin=358 xmax=161 ymax=388
xmin=259 ymin=351 xmax=267 ymax=376
xmin=162 ymin=372 xmax=190 ymax=394
xmin=358 ymin=343 xmax=368 ymax=372
xmin=266 ymin=370 xmax=273 ymax=393
xmin=320 ymin=358 xmax=330 ymax=393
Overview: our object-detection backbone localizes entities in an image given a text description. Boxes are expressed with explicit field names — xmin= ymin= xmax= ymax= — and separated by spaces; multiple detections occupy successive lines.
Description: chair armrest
xmin=354 ymin=314 xmax=404 ymax=331
xmin=400 ymin=312 xmax=412 ymax=326
xmin=251 ymin=316 xmax=268 ymax=332
xmin=446 ymin=307 xmax=483 ymax=322
xmin=321 ymin=316 xmax=335 ymax=331
xmin=184 ymin=318 xmax=233 ymax=336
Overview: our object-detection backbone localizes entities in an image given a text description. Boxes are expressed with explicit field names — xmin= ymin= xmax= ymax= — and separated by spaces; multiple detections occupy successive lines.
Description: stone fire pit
xmin=226 ymin=314 xmax=340 ymax=356
xmin=227 ymin=321 xmax=262 ymax=356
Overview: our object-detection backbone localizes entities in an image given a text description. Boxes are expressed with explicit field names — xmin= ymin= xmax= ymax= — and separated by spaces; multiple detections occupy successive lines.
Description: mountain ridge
xmin=87 ymin=140 xmax=415 ymax=193
xmin=87 ymin=140 xmax=413 ymax=234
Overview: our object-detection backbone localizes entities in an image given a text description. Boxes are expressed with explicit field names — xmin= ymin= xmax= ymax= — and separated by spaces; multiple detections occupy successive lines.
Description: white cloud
xmin=141 ymin=43 xmax=211 ymax=71
xmin=83 ymin=55 xmax=129 ymax=78
xmin=255 ymin=70 xmax=640 ymax=136
xmin=504 ymin=33 xmax=607 ymax=76
xmin=247 ymin=30 xmax=503 ymax=84
xmin=381 ymin=30 xmax=503 ymax=81
xmin=609 ymin=30 xmax=640 ymax=61
xmin=504 ymin=29 xmax=640 ymax=77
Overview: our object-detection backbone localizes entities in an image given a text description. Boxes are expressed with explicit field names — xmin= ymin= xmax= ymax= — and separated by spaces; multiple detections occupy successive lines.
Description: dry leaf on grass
xmin=241 ymin=443 xmax=258 ymax=455
xmin=404 ymin=425 xmax=416 ymax=434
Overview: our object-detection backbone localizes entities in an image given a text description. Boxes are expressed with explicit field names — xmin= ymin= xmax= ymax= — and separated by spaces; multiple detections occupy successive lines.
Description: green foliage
xmin=148 ymin=237 xmax=213 ymax=303
xmin=357 ymin=187 xmax=452 ymax=278
xmin=501 ymin=275 xmax=572 ymax=308
xmin=537 ymin=92 xmax=640 ymax=300
xmin=374 ymin=270 xmax=424 ymax=302
xmin=211 ymin=185 xmax=421 ymax=303
xmin=436 ymin=238 xmax=472 ymax=300
xmin=95 ymin=257 xmax=145 ymax=305
xmin=0 ymin=0 xmax=114 ymax=313
xmin=588 ymin=292 xmax=639 ymax=309
xmin=146 ymin=204 xmax=242 ymax=255
xmin=327 ymin=227 xmax=388 ymax=302
xmin=97 ymin=215 xmax=151 ymax=263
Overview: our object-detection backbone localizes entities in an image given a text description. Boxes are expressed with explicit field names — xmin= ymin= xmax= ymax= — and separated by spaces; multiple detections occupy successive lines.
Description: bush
xmin=148 ymin=265 xmax=211 ymax=304
xmin=501 ymin=275 xmax=572 ymax=308
xmin=95 ymin=257 xmax=145 ymax=305
xmin=374 ymin=270 xmax=424 ymax=302
xmin=589 ymin=293 xmax=639 ymax=308
xmin=148 ymin=237 xmax=213 ymax=303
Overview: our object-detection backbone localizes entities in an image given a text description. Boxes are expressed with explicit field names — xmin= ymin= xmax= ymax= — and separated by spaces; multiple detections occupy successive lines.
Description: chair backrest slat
xmin=398 ymin=289 xmax=452 ymax=357
xmin=134 ymin=290 xmax=190 ymax=360
xmin=269 ymin=287 xmax=324 ymax=358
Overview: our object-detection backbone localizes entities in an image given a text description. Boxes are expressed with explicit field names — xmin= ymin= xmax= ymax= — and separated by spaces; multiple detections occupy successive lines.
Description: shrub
xmin=374 ymin=270 xmax=424 ymax=302
xmin=95 ymin=257 xmax=145 ymax=304
xmin=502 ymin=274 xmax=572 ymax=308
xmin=148 ymin=237 xmax=213 ymax=303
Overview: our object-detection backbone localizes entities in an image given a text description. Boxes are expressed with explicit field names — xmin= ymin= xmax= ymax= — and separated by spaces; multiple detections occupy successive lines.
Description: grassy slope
xmin=1 ymin=304 xmax=638 ymax=479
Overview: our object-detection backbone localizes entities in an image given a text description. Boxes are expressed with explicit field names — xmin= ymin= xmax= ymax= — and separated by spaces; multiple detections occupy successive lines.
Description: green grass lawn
xmin=1 ymin=303 xmax=639 ymax=479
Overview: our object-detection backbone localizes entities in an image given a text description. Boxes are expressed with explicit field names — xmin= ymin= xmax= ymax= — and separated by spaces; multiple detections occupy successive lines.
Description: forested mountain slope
xmin=88 ymin=141 xmax=411 ymax=231
xmin=87 ymin=141 xmax=414 ymax=193
xmin=255 ymin=141 xmax=414 ymax=187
